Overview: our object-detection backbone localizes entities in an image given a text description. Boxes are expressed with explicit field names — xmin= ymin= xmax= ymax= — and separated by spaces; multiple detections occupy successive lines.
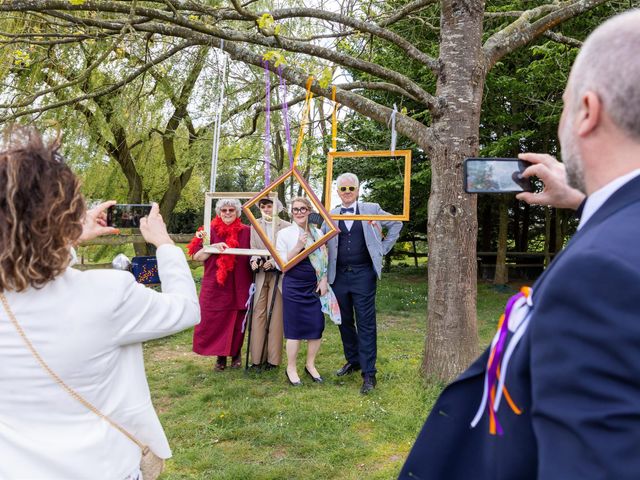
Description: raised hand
xmin=516 ymin=153 xmax=585 ymax=210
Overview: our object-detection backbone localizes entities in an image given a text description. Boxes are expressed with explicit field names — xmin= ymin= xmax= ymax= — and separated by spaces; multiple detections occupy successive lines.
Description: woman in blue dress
xmin=275 ymin=197 xmax=340 ymax=386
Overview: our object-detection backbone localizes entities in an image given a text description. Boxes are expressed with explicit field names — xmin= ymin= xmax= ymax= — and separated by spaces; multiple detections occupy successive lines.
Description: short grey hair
xmin=569 ymin=10 xmax=640 ymax=140
xmin=336 ymin=172 xmax=359 ymax=187
xmin=215 ymin=198 xmax=242 ymax=218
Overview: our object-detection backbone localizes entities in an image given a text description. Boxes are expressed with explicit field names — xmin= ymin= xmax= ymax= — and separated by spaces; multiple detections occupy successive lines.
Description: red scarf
xmin=212 ymin=216 xmax=242 ymax=285
xmin=186 ymin=217 xmax=243 ymax=285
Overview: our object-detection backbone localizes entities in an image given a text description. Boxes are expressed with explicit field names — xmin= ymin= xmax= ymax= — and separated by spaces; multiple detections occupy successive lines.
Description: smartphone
xmin=464 ymin=158 xmax=533 ymax=193
xmin=106 ymin=204 xmax=152 ymax=228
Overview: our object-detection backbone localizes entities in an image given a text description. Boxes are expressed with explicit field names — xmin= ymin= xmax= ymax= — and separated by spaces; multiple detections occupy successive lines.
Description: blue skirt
xmin=282 ymin=258 xmax=325 ymax=340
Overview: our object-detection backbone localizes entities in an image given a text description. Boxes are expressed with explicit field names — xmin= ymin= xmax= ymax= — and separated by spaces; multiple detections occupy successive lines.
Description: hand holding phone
xmin=106 ymin=204 xmax=153 ymax=228
xmin=78 ymin=200 xmax=119 ymax=243
xmin=515 ymin=153 xmax=586 ymax=209
xmin=138 ymin=203 xmax=173 ymax=248
xmin=464 ymin=158 xmax=533 ymax=193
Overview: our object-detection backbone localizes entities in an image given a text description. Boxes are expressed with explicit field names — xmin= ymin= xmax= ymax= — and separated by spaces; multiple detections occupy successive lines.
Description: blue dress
xmin=282 ymin=258 xmax=325 ymax=340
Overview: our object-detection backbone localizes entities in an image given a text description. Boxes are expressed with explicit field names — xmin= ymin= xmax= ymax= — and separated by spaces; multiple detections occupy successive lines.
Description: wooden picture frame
xmin=324 ymin=149 xmax=412 ymax=221
xmin=243 ymin=168 xmax=340 ymax=272
xmin=203 ymin=191 xmax=275 ymax=256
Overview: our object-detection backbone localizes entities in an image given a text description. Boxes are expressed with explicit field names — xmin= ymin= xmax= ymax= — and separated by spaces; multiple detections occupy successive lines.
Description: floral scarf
xmin=306 ymin=226 xmax=341 ymax=325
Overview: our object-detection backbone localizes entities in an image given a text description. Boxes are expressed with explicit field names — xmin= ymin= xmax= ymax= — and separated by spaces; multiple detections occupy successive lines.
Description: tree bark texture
xmin=423 ymin=0 xmax=485 ymax=380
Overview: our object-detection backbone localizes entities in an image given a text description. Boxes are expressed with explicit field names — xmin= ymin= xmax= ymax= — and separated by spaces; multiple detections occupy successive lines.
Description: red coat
xmin=192 ymin=224 xmax=252 ymax=356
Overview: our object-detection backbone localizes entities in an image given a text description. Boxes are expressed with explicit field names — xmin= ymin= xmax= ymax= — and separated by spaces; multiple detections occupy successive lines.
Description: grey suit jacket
xmin=323 ymin=201 xmax=402 ymax=284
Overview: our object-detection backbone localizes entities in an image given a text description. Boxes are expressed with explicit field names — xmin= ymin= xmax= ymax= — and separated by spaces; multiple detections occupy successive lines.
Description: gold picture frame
xmin=324 ymin=150 xmax=412 ymax=221
xmin=243 ymin=168 xmax=339 ymax=272
xmin=203 ymin=191 xmax=276 ymax=256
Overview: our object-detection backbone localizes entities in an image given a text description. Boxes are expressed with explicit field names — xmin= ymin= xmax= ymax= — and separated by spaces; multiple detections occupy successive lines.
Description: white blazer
xmin=0 ymin=244 xmax=200 ymax=480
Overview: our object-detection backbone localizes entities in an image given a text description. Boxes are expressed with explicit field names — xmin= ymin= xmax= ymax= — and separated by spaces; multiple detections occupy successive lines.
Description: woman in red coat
xmin=188 ymin=198 xmax=252 ymax=371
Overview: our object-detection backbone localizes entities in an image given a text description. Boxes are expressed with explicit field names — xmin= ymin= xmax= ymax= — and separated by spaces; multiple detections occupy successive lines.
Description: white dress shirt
xmin=578 ymin=169 xmax=640 ymax=230
xmin=0 ymin=244 xmax=200 ymax=479
xmin=339 ymin=202 xmax=357 ymax=231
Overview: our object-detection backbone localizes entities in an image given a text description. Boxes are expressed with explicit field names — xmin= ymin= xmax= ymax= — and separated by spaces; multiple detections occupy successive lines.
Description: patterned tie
xmin=340 ymin=207 xmax=354 ymax=214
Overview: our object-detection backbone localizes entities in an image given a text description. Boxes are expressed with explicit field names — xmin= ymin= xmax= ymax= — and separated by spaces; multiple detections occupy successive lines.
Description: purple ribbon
xmin=263 ymin=60 xmax=272 ymax=185
xmin=278 ymin=65 xmax=294 ymax=169
xmin=485 ymin=291 xmax=523 ymax=435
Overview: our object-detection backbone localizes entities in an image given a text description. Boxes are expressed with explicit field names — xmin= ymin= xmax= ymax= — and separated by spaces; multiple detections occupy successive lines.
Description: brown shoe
xmin=214 ymin=356 xmax=227 ymax=372
xmin=230 ymin=354 xmax=242 ymax=369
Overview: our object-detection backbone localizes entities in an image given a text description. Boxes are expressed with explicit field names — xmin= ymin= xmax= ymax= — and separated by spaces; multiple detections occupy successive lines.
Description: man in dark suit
xmin=325 ymin=172 xmax=402 ymax=394
xmin=400 ymin=10 xmax=640 ymax=479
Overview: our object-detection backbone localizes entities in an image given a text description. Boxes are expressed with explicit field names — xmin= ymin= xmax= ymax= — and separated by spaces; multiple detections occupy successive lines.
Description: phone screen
xmin=464 ymin=158 xmax=533 ymax=193
xmin=106 ymin=204 xmax=152 ymax=228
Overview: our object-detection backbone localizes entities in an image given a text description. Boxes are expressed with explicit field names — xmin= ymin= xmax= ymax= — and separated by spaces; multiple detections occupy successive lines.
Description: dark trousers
xmin=331 ymin=264 xmax=377 ymax=375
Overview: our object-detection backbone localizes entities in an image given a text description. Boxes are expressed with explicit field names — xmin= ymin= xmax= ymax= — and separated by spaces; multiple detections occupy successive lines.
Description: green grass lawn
xmin=145 ymin=267 xmax=521 ymax=479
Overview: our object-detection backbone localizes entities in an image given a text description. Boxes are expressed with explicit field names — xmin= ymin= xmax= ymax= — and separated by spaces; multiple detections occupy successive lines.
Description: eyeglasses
xmin=292 ymin=206 xmax=309 ymax=214
xmin=339 ymin=186 xmax=357 ymax=192
xmin=220 ymin=208 xmax=236 ymax=214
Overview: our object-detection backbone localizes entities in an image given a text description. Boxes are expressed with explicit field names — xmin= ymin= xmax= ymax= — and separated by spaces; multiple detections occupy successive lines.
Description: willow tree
xmin=0 ymin=0 xmax=613 ymax=381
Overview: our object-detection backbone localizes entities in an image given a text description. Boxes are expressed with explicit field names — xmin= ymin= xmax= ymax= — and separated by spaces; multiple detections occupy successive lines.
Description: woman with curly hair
xmin=0 ymin=127 xmax=200 ymax=479
xmin=187 ymin=198 xmax=252 ymax=371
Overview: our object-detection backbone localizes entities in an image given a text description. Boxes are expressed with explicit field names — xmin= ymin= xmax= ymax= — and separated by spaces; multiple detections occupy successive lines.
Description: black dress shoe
xmin=336 ymin=362 xmax=361 ymax=377
xmin=304 ymin=367 xmax=324 ymax=383
xmin=360 ymin=374 xmax=377 ymax=394
xmin=285 ymin=370 xmax=302 ymax=386
xmin=264 ymin=362 xmax=278 ymax=371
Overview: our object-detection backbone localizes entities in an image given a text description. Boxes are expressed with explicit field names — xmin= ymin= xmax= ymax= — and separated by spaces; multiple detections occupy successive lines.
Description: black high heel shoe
xmin=285 ymin=369 xmax=303 ymax=386
xmin=304 ymin=367 xmax=324 ymax=384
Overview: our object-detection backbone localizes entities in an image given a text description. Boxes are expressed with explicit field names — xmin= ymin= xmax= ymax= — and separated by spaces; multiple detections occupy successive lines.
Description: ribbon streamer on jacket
xmin=470 ymin=286 xmax=532 ymax=435
xmin=241 ymin=283 xmax=257 ymax=333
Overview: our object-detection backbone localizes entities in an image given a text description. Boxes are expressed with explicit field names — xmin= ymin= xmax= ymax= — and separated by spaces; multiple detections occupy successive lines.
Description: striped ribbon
xmin=471 ymin=286 xmax=531 ymax=435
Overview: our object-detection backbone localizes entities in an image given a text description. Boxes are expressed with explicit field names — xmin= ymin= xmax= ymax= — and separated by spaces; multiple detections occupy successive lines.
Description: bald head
xmin=569 ymin=10 xmax=640 ymax=140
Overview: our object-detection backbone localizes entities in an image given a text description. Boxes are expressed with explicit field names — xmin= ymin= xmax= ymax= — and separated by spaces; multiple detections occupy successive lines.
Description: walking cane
xmin=258 ymin=268 xmax=281 ymax=368
xmin=244 ymin=268 xmax=258 ymax=372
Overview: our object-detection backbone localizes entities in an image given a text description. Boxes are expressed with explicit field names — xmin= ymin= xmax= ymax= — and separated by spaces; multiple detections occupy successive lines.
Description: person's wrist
xmin=154 ymin=236 xmax=174 ymax=248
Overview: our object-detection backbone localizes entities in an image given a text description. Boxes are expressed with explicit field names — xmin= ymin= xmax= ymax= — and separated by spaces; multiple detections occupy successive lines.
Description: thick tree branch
xmin=0 ymin=1 xmax=439 ymax=107
xmin=265 ymin=8 xmax=439 ymax=73
xmin=483 ymin=0 xmax=609 ymax=69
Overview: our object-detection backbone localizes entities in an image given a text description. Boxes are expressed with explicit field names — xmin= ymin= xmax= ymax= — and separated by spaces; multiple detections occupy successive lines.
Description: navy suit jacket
xmin=400 ymin=174 xmax=640 ymax=480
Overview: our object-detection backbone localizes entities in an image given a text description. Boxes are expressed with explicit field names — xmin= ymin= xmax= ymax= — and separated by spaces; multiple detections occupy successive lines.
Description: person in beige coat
xmin=249 ymin=197 xmax=290 ymax=369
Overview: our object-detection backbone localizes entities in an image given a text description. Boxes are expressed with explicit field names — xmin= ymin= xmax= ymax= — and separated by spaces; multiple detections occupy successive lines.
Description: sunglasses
xmin=339 ymin=186 xmax=357 ymax=192
xmin=220 ymin=208 xmax=236 ymax=214
xmin=292 ymin=206 xmax=309 ymax=214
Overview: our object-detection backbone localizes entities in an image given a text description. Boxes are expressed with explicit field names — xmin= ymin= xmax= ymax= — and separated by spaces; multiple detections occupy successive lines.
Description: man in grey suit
xmin=325 ymin=172 xmax=402 ymax=393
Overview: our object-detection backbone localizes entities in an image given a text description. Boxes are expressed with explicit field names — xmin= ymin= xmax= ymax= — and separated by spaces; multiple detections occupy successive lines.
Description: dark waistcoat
xmin=337 ymin=215 xmax=372 ymax=266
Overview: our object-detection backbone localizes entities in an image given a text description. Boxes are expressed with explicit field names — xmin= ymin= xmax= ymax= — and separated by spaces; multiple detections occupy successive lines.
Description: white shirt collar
xmin=341 ymin=201 xmax=357 ymax=209
xmin=578 ymin=168 xmax=640 ymax=230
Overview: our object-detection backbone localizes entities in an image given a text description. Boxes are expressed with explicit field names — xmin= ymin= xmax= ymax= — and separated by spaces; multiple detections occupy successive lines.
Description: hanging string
xmin=263 ymin=60 xmax=272 ymax=185
xmin=210 ymin=39 xmax=227 ymax=192
xmin=331 ymin=85 xmax=339 ymax=152
xmin=277 ymin=65 xmax=294 ymax=169
xmin=293 ymin=76 xmax=314 ymax=168
xmin=389 ymin=103 xmax=398 ymax=154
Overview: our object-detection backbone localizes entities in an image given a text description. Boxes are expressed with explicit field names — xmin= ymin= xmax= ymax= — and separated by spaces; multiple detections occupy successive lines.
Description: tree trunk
xmin=494 ymin=196 xmax=509 ymax=285
xmin=423 ymin=0 xmax=485 ymax=382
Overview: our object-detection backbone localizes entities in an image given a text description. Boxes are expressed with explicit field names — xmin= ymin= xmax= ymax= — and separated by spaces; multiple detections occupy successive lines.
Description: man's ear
xmin=577 ymin=91 xmax=601 ymax=136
